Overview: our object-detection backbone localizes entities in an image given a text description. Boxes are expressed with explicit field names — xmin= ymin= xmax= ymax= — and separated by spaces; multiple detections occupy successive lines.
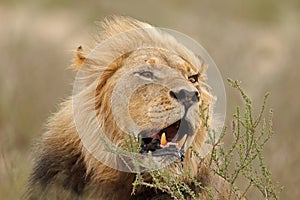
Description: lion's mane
xmin=25 ymin=16 xmax=233 ymax=200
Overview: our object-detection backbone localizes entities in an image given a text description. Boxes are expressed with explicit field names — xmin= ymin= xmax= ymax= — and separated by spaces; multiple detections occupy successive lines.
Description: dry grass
xmin=0 ymin=0 xmax=299 ymax=199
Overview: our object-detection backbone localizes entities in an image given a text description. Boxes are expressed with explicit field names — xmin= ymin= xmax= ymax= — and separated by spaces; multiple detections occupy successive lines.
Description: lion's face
xmin=106 ymin=48 xmax=205 ymax=159
xmin=74 ymin=17 xmax=213 ymax=172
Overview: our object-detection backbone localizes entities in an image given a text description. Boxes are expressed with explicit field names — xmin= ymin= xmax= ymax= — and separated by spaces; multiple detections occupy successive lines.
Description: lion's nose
xmin=169 ymin=88 xmax=199 ymax=108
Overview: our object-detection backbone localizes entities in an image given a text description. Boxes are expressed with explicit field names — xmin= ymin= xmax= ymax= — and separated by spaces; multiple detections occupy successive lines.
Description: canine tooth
xmin=177 ymin=134 xmax=187 ymax=149
xmin=161 ymin=133 xmax=167 ymax=146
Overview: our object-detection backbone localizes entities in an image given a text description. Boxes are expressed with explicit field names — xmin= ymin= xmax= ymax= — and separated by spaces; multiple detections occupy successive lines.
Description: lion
xmin=24 ymin=16 xmax=240 ymax=200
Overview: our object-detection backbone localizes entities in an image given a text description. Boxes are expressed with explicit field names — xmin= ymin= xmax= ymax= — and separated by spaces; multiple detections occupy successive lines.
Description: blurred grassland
xmin=0 ymin=0 xmax=299 ymax=199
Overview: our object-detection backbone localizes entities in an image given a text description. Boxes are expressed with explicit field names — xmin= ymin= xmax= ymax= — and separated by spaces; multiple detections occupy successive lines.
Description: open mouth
xmin=139 ymin=119 xmax=191 ymax=158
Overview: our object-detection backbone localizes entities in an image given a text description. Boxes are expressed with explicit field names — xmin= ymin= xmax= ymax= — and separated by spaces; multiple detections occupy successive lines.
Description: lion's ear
xmin=72 ymin=46 xmax=87 ymax=70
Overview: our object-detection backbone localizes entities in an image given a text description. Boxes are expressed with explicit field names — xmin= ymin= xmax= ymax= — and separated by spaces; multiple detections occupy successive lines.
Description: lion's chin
xmin=139 ymin=119 xmax=194 ymax=159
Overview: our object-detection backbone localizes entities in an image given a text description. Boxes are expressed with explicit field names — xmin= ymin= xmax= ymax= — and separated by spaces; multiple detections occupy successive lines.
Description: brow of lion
xmin=157 ymin=52 xmax=184 ymax=70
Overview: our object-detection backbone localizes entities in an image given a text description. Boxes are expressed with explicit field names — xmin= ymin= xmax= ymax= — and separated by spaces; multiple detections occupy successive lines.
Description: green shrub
xmin=103 ymin=79 xmax=282 ymax=199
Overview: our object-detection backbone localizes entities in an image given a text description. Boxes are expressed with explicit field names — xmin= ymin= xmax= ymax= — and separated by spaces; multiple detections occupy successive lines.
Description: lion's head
xmin=72 ymin=16 xmax=213 ymax=174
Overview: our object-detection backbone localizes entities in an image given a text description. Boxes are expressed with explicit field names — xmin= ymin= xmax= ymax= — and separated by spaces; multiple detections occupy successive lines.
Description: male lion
xmin=25 ymin=16 xmax=237 ymax=200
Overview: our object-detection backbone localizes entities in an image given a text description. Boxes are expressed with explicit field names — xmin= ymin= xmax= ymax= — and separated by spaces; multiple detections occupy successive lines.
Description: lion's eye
xmin=139 ymin=71 xmax=154 ymax=79
xmin=188 ymin=74 xmax=198 ymax=83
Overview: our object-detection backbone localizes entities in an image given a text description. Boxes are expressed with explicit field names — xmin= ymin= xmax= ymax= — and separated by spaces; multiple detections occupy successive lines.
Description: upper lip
xmin=139 ymin=119 xmax=193 ymax=158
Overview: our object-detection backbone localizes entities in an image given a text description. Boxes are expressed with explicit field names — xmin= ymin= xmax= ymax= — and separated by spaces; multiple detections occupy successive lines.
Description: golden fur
xmin=25 ymin=16 xmax=239 ymax=200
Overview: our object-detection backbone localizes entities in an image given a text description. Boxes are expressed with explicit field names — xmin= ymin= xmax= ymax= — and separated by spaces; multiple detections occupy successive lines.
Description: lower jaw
xmin=141 ymin=145 xmax=185 ymax=159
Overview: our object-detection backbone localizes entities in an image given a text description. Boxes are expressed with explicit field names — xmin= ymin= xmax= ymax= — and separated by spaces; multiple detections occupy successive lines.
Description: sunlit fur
xmin=25 ymin=16 xmax=236 ymax=200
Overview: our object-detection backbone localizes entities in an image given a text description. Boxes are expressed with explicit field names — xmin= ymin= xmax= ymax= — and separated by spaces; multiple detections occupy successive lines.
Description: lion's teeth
xmin=161 ymin=132 xmax=167 ymax=146
xmin=177 ymin=134 xmax=187 ymax=149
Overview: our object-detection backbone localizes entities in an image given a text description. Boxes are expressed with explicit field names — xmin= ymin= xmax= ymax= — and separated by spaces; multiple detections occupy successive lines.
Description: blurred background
xmin=0 ymin=0 xmax=299 ymax=199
